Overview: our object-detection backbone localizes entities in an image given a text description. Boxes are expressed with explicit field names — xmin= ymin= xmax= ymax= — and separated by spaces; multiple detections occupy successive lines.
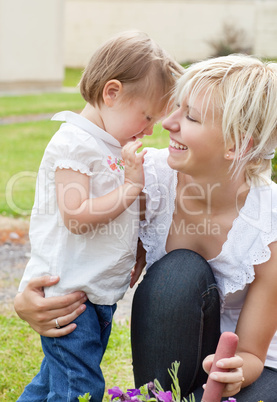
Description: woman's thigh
xmin=234 ymin=366 xmax=277 ymax=401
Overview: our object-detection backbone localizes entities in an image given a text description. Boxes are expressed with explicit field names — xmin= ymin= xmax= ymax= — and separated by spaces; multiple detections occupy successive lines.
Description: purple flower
xmin=108 ymin=387 xmax=131 ymax=400
xmin=108 ymin=387 xmax=125 ymax=400
xmin=156 ymin=391 xmax=173 ymax=402
xmin=108 ymin=387 xmax=124 ymax=400
xmin=127 ymin=389 xmax=142 ymax=397
xmin=147 ymin=382 xmax=155 ymax=392
xmin=222 ymin=399 xmax=237 ymax=402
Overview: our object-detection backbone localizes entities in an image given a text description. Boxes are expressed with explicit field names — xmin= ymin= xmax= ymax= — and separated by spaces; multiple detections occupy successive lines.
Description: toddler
xmin=17 ymin=30 xmax=183 ymax=401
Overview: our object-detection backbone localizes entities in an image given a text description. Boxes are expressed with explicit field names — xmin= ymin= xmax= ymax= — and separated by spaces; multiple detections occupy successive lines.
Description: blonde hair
xmin=175 ymin=54 xmax=277 ymax=184
xmin=80 ymin=30 xmax=183 ymax=112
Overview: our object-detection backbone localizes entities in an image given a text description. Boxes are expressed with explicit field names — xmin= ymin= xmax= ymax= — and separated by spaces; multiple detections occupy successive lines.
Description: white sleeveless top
xmin=139 ymin=147 xmax=277 ymax=369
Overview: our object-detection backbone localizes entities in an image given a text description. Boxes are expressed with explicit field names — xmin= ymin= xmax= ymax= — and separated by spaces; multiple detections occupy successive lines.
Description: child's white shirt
xmin=139 ymin=147 xmax=277 ymax=369
xmin=18 ymin=111 xmax=139 ymax=305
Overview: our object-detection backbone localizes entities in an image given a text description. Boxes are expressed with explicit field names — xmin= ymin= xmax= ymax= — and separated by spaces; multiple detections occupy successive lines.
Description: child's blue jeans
xmin=17 ymin=300 xmax=116 ymax=402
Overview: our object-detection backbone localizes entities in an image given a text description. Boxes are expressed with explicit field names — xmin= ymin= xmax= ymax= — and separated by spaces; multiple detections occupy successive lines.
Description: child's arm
xmin=56 ymin=140 xmax=147 ymax=234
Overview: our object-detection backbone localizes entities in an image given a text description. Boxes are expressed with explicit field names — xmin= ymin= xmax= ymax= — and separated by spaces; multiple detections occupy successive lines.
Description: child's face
xmin=101 ymin=94 xmax=164 ymax=146
xmin=163 ymin=92 xmax=227 ymax=178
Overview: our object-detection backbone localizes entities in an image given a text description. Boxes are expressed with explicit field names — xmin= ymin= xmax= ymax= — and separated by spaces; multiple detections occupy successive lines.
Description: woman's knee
xmin=133 ymin=249 xmax=218 ymax=320
xmin=145 ymin=249 xmax=216 ymax=294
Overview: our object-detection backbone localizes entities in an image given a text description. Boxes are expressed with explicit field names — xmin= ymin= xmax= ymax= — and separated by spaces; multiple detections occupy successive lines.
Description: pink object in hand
xmin=201 ymin=332 xmax=239 ymax=402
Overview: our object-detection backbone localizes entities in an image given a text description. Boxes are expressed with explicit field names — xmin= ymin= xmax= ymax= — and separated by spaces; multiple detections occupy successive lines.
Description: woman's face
xmin=163 ymin=92 xmax=228 ymax=179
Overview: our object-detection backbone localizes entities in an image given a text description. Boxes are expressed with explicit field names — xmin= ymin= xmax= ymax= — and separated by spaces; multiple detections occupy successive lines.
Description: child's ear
xmin=102 ymin=80 xmax=123 ymax=106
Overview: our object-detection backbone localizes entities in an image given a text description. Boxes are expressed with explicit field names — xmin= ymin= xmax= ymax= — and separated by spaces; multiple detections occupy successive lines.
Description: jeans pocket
xmin=95 ymin=303 xmax=117 ymax=332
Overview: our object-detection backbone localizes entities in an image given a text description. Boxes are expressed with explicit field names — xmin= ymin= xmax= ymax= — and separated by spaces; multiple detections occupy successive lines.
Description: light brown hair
xmin=79 ymin=30 xmax=183 ymax=111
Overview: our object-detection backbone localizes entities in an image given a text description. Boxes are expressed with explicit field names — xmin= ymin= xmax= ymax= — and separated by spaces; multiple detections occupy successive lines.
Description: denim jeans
xmin=131 ymin=249 xmax=277 ymax=401
xmin=131 ymin=249 xmax=221 ymax=395
xmin=18 ymin=300 xmax=116 ymax=402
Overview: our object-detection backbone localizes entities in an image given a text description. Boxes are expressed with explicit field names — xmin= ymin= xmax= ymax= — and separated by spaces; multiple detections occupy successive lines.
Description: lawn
xmin=0 ymin=315 xmax=133 ymax=401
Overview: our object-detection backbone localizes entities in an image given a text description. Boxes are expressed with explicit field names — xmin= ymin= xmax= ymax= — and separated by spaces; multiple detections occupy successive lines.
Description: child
xmin=17 ymin=30 xmax=183 ymax=401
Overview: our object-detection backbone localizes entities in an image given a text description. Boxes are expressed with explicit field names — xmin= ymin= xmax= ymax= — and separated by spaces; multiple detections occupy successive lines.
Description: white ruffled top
xmin=139 ymin=147 xmax=277 ymax=369
xmin=19 ymin=111 xmax=139 ymax=305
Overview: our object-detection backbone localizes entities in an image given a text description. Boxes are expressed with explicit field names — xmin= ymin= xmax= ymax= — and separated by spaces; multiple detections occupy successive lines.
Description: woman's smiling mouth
xmin=169 ymin=139 xmax=188 ymax=150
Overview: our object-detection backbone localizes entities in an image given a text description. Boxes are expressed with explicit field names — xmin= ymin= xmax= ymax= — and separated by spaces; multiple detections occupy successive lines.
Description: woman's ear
xmin=224 ymin=143 xmax=236 ymax=160
xmin=224 ymin=137 xmax=254 ymax=160
xmin=102 ymin=80 xmax=123 ymax=107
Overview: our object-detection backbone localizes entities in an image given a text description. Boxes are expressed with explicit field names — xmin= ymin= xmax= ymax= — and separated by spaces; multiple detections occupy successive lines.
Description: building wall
xmin=0 ymin=0 xmax=64 ymax=91
xmin=1 ymin=0 xmax=277 ymax=92
xmin=64 ymin=0 xmax=277 ymax=68
xmin=255 ymin=1 xmax=277 ymax=58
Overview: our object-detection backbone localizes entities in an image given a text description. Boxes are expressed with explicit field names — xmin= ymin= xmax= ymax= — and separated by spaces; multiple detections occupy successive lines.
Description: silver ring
xmin=55 ymin=318 xmax=61 ymax=329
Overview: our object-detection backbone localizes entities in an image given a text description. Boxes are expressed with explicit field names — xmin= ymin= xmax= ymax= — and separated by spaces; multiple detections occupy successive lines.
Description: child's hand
xmin=122 ymin=140 xmax=147 ymax=190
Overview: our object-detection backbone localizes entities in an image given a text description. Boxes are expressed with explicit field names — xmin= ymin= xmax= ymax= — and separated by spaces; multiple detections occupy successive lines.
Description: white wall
xmin=1 ymin=0 xmax=277 ymax=92
xmin=255 ymin=1 xmax=277 ymax=58
xmin=64 ymin=0 xmax=267 ymax=68
xmin=0 ymin=0 xmax=64 ymax=91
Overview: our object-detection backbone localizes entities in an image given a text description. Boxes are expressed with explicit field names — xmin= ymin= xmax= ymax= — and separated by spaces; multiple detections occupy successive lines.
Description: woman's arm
xmin=56 ymin=140 xmax=146 ymax=233
xmin=235 ymin=241 xmax=277 ymax=383
xmin=203 ymin=241 xmax=277 ymax=397
xmin=14 ymin=276 xmax=87 ymax=337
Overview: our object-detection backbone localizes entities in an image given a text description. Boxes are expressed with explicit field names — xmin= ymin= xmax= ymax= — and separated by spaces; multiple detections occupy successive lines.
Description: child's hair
xmin=175 ymin=54 xmax=277 ymax=184
xmin=80 ymin=30 xmax=183 ymax=113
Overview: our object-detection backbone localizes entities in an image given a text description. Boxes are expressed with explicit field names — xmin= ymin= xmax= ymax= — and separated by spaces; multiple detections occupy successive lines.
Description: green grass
xmin=0 ymin=314 xmax=133 ymax=401
xmin=0 ymin=120 xmax=60 ymax=216
xmin=0 ymin=92 xmax=85 ymax=118
xmin=64 ymin=67 xmax=83 ymax=88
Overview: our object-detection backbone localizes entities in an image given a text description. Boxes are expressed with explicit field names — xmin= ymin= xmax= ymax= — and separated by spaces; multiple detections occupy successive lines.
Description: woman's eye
xmin=186 ymin=115 xmax=196 ymax=122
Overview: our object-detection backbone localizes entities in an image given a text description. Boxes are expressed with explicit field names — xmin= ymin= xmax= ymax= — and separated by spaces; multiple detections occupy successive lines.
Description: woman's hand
xmin=14 ymin=276 xmax=87 ymax=337
xmin=202 ymin=354 xmax=244 ymax=397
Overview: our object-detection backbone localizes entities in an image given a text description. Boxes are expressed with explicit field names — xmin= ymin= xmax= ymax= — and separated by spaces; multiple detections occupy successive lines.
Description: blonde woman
xmin=131 ymin=54 xmax=277 ymax=400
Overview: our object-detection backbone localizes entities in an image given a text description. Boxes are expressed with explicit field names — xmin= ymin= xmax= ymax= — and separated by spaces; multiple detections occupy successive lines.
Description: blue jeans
xmin=131 ymin=249 xmax=277 ymax=401
xmin=18 ymin=301 xmax=116 ymax=402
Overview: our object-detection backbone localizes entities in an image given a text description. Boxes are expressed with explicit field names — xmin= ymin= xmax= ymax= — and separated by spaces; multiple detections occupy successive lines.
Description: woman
xmin=15 ymin=54 xmax=277 ymax=400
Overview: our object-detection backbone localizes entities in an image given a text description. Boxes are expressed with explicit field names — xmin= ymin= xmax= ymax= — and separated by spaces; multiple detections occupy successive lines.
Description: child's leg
xmin=17 ymin=357 xmax=49 ymax=401
xmin=19 ymin=300 xmax=115 ymax=402
xmin=44 ymin=300 xmax=116 ymax=402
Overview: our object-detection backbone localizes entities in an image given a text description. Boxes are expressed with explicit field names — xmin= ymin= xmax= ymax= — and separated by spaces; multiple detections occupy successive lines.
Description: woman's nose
xmin=162 ymin=112 xmax=179 ymax=132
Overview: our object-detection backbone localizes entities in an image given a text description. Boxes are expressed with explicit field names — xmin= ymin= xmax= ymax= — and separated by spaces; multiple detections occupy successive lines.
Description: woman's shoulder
xmin=143 ymin=147 xmax=174 ymax=184
xmin=248 ymin=180 xmax=277 ymax=212
xmin=144 ymin=147 xmax=169 ymax=162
